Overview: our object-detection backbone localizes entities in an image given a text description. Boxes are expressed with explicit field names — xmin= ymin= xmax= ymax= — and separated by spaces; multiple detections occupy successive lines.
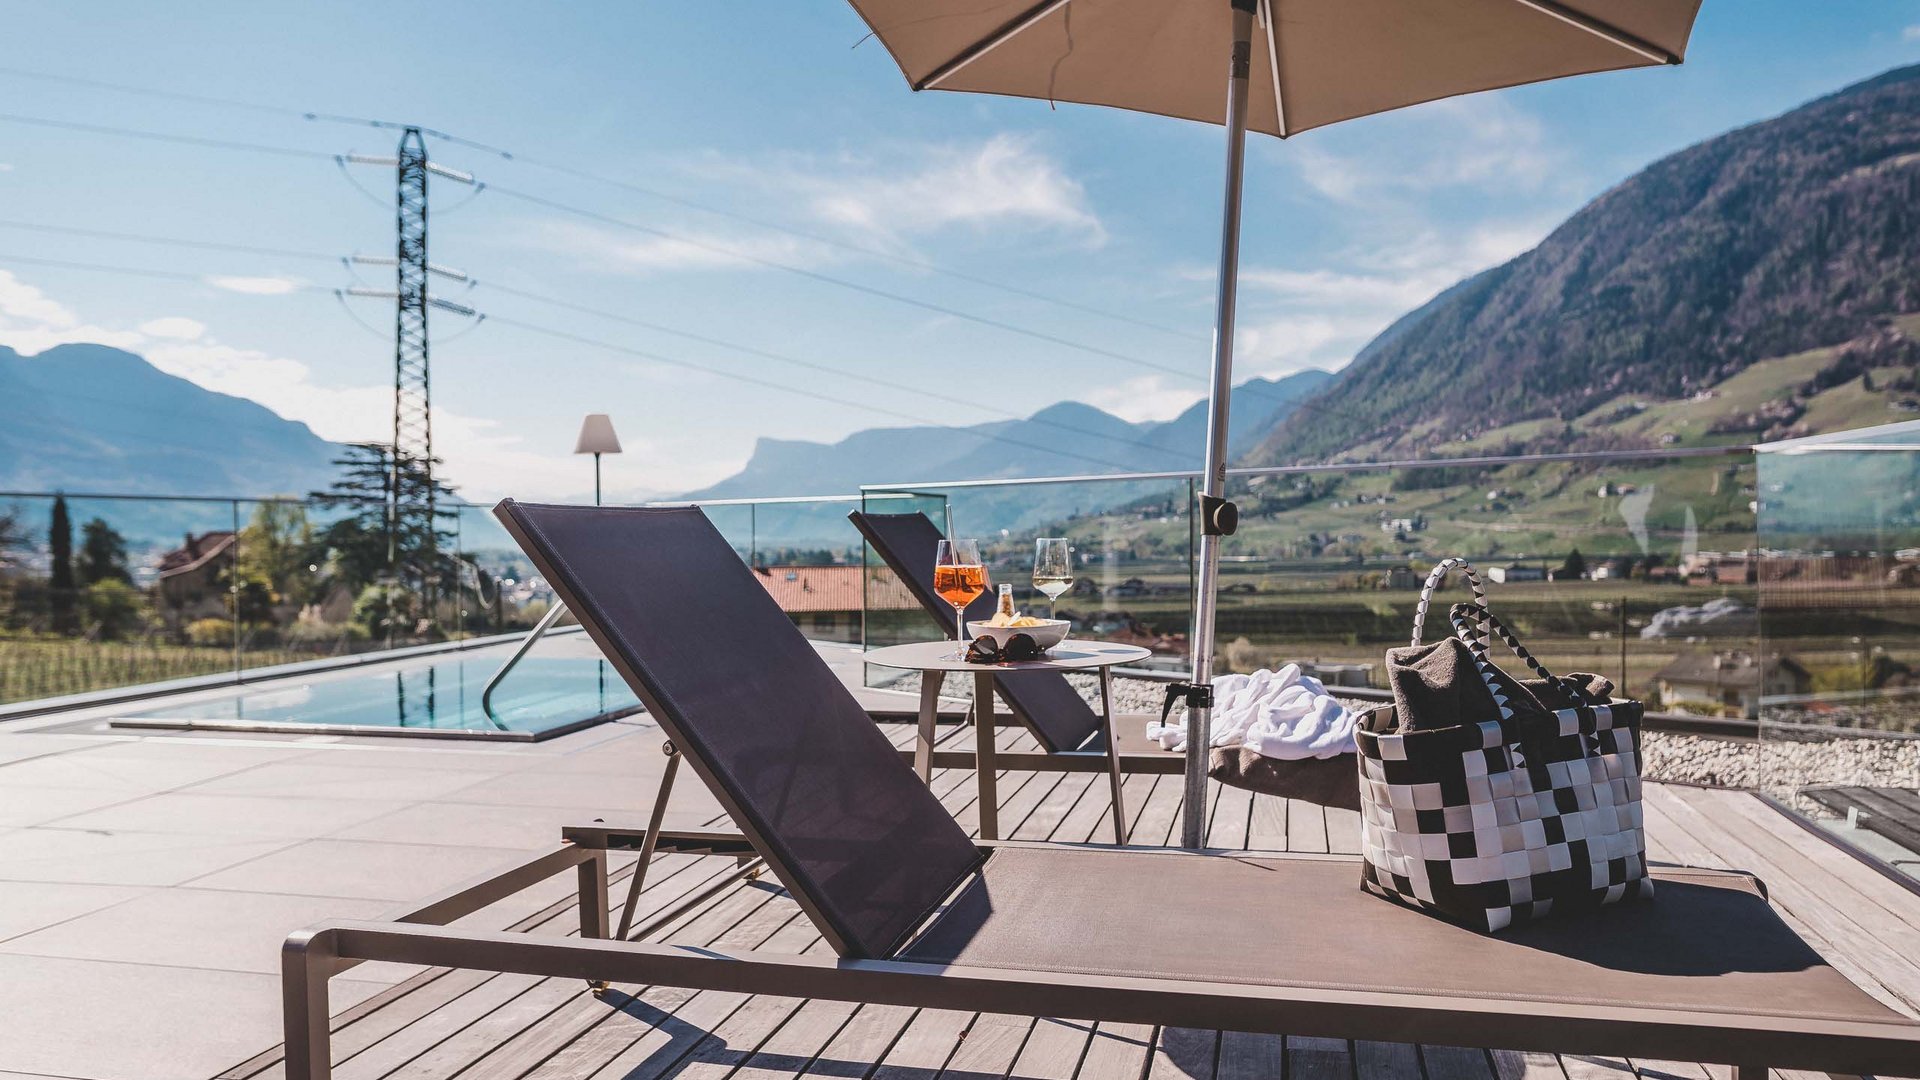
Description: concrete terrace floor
xmin=0 ymin=642 xmax=1915 ymax=1080
xmin=0 ymin=639 xmax=937 ymax=1080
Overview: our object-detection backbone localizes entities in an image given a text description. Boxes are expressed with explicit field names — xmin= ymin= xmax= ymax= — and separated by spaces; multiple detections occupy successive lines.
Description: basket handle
xmin=1412 ymin=558 xmax=1487 ymax=649
xmin=1446 ymin=602 xmax=1599 ymax=707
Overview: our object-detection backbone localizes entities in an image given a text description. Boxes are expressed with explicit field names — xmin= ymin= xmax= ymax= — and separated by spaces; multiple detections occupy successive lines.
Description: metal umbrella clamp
xmin=844 ymin=0 xmax=1703 ymax=847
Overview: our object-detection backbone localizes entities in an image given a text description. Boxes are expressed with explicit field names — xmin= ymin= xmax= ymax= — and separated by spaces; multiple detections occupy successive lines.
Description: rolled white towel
xmin=1142 ymin=663 xmax=1356 ymax=758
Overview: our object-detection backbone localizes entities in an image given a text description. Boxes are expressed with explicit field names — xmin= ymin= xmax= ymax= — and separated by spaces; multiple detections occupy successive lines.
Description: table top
xmin=863 ymin=639 xmax=1154 ymax=674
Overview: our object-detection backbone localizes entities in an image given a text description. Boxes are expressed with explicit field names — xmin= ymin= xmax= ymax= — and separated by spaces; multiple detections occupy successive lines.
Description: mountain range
xmin=0 ymin=343 xmax=345 ymax=542
xmin=1252 ymin=62 xmax=1920 ymax=465
xmin=684 ymin=370 xmax=1332 ymax=501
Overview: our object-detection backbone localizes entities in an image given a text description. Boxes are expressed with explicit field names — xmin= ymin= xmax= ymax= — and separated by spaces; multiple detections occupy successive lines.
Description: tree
xmin=82 ymin=579 xmax=145 ymax=640
xmin=233 ymin=502 xmax=317 ymax=613
xmin=1559 ymin=548 xmax=1588 ymax=581
xmin=48 ymin=495 xmax=77 ymax=634
xmin=311 ymin=443 xmax=460 ymax=639
xmin=77 ymin=518 xmax=131 ymax=585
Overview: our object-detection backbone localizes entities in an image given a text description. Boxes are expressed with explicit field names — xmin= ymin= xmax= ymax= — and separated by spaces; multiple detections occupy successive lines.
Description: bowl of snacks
xmin=967 ymin=612 xmax=1071 ymax=652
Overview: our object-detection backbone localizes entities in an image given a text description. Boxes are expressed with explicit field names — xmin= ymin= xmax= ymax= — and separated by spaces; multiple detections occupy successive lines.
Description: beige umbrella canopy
xmin=845 ymin=0 xmax=1703 ymax=848
xmin=852 ymin=0 xmax=1700 ymax=137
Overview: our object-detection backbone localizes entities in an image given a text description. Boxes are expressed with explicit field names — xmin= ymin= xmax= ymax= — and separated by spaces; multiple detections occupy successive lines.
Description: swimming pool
xmin=110 ymin=638 xmax=641 ymax=740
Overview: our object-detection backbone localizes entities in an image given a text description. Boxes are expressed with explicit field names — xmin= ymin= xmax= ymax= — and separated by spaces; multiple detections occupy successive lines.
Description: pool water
xmin=116 ymin=649 xmax=641 ymax=738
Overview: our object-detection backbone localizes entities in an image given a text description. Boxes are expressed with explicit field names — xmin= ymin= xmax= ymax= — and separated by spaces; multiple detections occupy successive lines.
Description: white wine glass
xmin=1032 ymin=537 xmax=1072 ymax=621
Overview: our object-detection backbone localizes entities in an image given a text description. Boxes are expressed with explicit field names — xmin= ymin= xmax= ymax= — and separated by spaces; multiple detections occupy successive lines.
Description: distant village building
xmin=1380 ymin=516 xmax=1423 ymax=535
xmin=156 ymin=531 xmax=235 ymax=624
xmin=1487 ymin=563 xmax=1546 ymax=584
xmin=752 ymin=565 xmax=917 ymax=643
xmin=1652 ymin=650 xmax=1811 ymax=718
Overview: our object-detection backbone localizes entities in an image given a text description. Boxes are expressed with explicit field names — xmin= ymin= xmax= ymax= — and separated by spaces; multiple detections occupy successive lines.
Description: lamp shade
xmin=573 ymin=413 xmax=623 ymax=455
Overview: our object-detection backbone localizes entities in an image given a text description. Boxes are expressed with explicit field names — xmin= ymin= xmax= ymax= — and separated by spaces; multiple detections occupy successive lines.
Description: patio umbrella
xmin=844 ymin=0 xmax=1703 ymax=848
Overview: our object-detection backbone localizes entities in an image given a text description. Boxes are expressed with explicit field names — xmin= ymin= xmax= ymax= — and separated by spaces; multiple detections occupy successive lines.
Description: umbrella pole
xmin=1182 ymin=0 xmax=1257 ymax=850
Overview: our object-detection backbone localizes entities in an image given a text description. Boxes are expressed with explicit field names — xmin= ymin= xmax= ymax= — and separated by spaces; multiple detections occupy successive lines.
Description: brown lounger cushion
xmin=1208 ymin=747 xmax=1361 ymax=810
xmin=904 ymin=846 xmax=1907 ymax=1027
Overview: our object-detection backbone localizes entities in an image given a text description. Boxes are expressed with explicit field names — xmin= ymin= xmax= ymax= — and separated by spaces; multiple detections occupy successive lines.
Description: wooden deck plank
xmin=1207 ymin=782 xmax=1252 ymax=850
xmin=1287 ymin=797 xmax=1329 ymax=854
xmin=1075 ymin=1022 xmax=1155 ymax=1080
xmin=865 ymin=1008 xmax=971 ymax=1080
xmin=938 ymin=1012 xmax=1034 ymax=1077
xmin=1651 ymin=785 xmax=1920 ymax=1014
xmin=792 ymin=1003 xmax=918 ymax=1079
xmin=1283 ymin=1036 xmax=1353 ymax=1080
xmin=1422 ymin=1044 xmax=1496 ymax=1080
xmin=1213 ymin=1031 xmax=1283 ymax=1080
xmin=1247 ymin=792 xmax=1286 ymax=850
xmin=1490 ymin=1047 xmax=1569 ymax=1079
xmin=394 ymin=886 xmax=797 ymax=1080
xmin=1354 ymin=1040 xmax=1422 ymax=1079
xmin=1007 ymin=1017 xmax=1093 ymax=1080
xmin=577 ymin=913 xmax=820 ymax=1080
xmin=1324 ymin=804 xmax=1363 ymax=856
xmin=1145 ymin=1028 xmax=1218 ymax=1080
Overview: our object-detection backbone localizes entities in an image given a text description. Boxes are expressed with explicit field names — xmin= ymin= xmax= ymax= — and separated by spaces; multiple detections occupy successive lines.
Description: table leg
xmin=915 ymin=670 xmax=945 ymax=784
xmin=1099 ymin=666 xmax=1128 ymax=845
xmin=974 ymin=671 xmax=1000 ymax=841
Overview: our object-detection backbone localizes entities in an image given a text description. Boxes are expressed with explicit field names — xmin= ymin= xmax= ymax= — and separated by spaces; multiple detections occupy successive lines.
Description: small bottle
xmin=996 ymin=583 xmax=1016 ymax=621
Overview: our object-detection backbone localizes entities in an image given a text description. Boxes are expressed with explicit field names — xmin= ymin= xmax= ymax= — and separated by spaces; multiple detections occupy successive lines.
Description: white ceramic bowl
xmin=966 ymin=618 xmax=1071 ymax=652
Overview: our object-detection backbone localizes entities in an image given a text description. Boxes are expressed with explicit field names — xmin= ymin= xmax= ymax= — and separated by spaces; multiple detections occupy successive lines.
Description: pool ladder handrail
xmin=479 ymin=601 xmax=570 ymax=730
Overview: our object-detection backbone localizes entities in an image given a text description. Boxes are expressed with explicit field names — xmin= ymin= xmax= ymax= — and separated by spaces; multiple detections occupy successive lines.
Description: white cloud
xmin=1288 ymin=97 xmax=1563 ymax=204
xmin=205 ymin=274 xmax=302 ymax=296
xmin=0 ymin=270 xmax=145 ymax=352
xmin=530 ymin=220 xmax=829 ymax=274
xmin=1225 ymin=216 xmax=1554 ymax=374
xmin=1904 ymin=24 xmax=1920 ymax=41
xmin=530 ymin=135 xmax=1104 ymax=276
xmin=1082 ymin=374 xmax=1206 ymax=424
xmin=138 ymin=316 xmax=207 ymax=340
xmin=800 ymin=134 xmax=1105 ymax=247
xmin=0 ymin=163 xmax=13 ymax=173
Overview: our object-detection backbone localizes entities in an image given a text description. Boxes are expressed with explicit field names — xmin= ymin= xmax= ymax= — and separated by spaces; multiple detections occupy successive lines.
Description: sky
xmin=0 ymin=2 xmax=1917 ymax=503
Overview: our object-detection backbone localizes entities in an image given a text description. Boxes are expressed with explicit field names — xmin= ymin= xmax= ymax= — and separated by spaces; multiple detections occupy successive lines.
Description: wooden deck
xmin=217 ymin=724 xmax=1920 ymax=1080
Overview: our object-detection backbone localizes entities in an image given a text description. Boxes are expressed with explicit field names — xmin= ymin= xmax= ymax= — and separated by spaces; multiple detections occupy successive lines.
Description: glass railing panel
xmin=914 ymin=476 xmax=1196 ymax=674
xmin=1214 ymin=452 xmax=1759 ymax=701
xmin=1755 ymin=427 xmax=1920 ymax=881
xmin=0 ymin=493 xmax=249 ymax=704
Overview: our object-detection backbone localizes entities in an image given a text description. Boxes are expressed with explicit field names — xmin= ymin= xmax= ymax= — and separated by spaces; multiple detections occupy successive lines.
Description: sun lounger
xmin=851 ymin=510 xmax=1360 ymax=815
xmin=281 ymin=503 xmax=1920 ymax=1080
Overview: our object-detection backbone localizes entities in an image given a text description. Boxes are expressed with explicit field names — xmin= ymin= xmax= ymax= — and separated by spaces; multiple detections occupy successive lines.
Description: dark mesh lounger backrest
xmin=496 ymin=501 xmax=982 ymax=959
xmin=849 ymin=511 xmax=1101 ymax=754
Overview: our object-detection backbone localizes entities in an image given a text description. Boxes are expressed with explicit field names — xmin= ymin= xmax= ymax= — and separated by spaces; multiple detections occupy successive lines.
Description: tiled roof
xmin=157 ymin=531 xmax=236 ymax=578
xmin=753 ymin=565 xmax=919 ymax=613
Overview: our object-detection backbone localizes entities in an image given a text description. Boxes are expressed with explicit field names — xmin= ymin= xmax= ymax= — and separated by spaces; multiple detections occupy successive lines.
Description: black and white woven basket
xmin=1356 ymin=578 xmax=1652 ymax=932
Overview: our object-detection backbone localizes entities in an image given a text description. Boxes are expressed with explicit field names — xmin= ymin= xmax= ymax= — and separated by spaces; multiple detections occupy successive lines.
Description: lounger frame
xmin=281 ymin=825 xmax=1920 ymax=1080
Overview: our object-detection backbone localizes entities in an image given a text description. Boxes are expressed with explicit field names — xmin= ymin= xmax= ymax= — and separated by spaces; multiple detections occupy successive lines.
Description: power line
xmin=482 ymin=314 xmax=1150 ymax=473
xmin=476 ymin=280 xmax=1191 ymax=462
xmin=0 ymin=218 xmax=338 ymax=262
xmin=0 ymin=110 xmax=330 ymax=160
xmin=488 ymin=184 xmax=1193 ymax=379
xmin=0 ymin=213 xmax=1192 ymax=461
xmin=0 ymin=248 xmax=1149 ymax=472
xmin=0 ymin=65 xmax=1198 ymax=341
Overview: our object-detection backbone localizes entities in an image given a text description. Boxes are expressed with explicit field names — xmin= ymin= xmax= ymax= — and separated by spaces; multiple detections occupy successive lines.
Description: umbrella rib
xmin=1259 ymin=0 xmax=1288 ymax=136
xmin=916 ymin=0 xmax=1071 ymax=91
xmin=1507 ymin=0 xmax=1680 ymax=65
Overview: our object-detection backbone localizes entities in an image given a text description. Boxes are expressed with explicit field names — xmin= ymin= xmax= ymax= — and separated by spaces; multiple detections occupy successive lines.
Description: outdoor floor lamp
xmin=575 ymin=413 xmax=623 ymax=506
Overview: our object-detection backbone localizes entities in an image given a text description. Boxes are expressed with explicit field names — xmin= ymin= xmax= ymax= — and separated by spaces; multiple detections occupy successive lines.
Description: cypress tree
xmin=48 ymin=495 xmax=76 ymax=634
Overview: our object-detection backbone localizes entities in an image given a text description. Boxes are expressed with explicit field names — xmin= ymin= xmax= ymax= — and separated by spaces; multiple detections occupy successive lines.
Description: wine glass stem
xmin=954 ymin=604 xmax=966 ymax=650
